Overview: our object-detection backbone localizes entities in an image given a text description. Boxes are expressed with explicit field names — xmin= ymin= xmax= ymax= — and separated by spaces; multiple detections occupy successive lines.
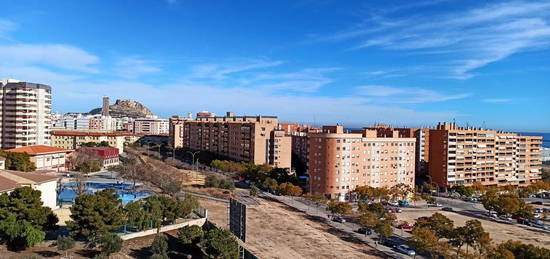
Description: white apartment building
xmin=0 ymin=79 xmax=52 ymax=149
xmin=133 ymin=116 xmax=169 ymax=135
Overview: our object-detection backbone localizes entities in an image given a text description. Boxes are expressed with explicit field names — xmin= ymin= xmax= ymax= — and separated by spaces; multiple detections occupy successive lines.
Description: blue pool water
xmin=58 ymin=182 xmax=151 ymax=204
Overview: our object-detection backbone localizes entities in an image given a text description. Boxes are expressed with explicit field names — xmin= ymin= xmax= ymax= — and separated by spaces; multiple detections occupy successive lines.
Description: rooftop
xmin=0 ymin=170 xmax=58 ymax=192
xmin=52 ymin=130 xmax=134 ymax=137
xmin=6 ymin=145 xmax=73 ymax=155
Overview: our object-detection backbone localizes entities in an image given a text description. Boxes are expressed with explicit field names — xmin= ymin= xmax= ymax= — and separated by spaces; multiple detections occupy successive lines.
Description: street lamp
xmin=187 ymin=151 xmax=200 ymax=184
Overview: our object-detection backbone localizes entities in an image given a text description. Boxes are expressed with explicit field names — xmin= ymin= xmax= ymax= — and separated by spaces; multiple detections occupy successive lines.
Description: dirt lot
xmin=397 ymin=208 xmax=550 ymax=248
xmin=199 ymin=198 xmax=382 ymax=259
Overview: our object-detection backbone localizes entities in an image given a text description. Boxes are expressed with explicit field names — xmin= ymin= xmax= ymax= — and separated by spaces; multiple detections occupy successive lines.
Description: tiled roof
xmin=52 ymin=131 xmax=133 ymax=137
xmin=6 ymin=145 xmax=73 ymax=155
xmin=0 ymin=170 xmax=58 ymax=192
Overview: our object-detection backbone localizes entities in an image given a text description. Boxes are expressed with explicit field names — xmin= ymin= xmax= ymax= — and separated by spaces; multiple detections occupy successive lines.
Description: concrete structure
xmin=51 ymin=131 xmax=130 ymax=154
xmin=102 ymin=96 xmax=110 ymax=116
xmin=133 ymin=117 xmax=169 ymax=135
xmin=308 ymin=125 xmax=416 ymax=200
xmin=171 ymin=112 xmax=291 ymax=168
xmin=6 ymin=145 xmax=73 ymax=172
xmin=542 ymin=147 xmax=550 ymax=162
xmin=0 ymin=170 xmax=58 ymax=208
xmin=428 ymin=122 xmax=543 ymax=188
xmin=78 ymin=146 xmax=120 ymax=168
xmin=0 ymin=79 xmax=52 ymax=149
xmin=0 ymin=156 xmax=4 ymax=170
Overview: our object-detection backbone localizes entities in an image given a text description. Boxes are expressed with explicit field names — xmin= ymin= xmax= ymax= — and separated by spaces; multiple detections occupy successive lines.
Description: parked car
xmin=396 ymin=245 xmax=416 ymax=256
xmin=534 ymin=208 xmax=544 ymax=214
xmin=534 ymin=214 xmax=542 ymax=219
xmin=487 ymin=211 xmax=498 ymax=218
xmin=400 ymin=224 xmax=414 ymax=230
xmin=499 ymin=215 xmax=513 ymax=221
xmin=388 ymin=201 xmax=399 ymax=207
xmin=398 ymin=200 xmax=410 ymax=207
xmin=442 ymin=207 xmax=454 ymax=212
xmin=357 ymin=227 xmax=372 ymax=235
xmin=531 ymin=201 xmax=543 ymax=205
xmin=332 ymin=216 xmax=346 ymax=223
xmin=517 ymin=218 xmax=531 ymax=225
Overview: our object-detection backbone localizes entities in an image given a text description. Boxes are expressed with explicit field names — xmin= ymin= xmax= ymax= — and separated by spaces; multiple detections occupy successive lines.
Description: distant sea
xmin=519 ymin=132 xmax=550 ymax=148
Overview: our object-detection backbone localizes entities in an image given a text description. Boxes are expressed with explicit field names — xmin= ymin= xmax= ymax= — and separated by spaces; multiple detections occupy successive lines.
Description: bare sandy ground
xmin=397 ymin=208 xmax=550 ymax=248
xmin=199 ymin=198 xmax=381 ymax=259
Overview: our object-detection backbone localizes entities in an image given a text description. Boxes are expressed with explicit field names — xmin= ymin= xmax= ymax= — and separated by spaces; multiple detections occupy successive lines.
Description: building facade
xmin=0 ymin=79 xmax=52 ymax=149
xmin=79 ymin=146 xmax=120 ymax=168
xmin=51 ymin=131 xmax=129 ymax=154
xmin=428 ymin=122 xmax=543 ymax=188
xmin=0 ymin=170 xmax=58 ymax=209
xmin=133 ymin=117 xmax=169 ymax=135
xmin=308 ymin=125 xmax=416 ymax=200
xmin=173 ymin=112 xmax=291 ymax=168
xmin=6 ymin=145 xmax=73 ymax=172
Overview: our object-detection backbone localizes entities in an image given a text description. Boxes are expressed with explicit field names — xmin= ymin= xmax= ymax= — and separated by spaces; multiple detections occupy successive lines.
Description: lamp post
xmin=187 ymin=151 xmax=200 ymax=184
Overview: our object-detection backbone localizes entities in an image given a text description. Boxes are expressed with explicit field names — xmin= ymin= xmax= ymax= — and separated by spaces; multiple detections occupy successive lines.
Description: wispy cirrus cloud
xmin=0 ymin=19 xmax=16 ymax=40
xmin=191 ymin=58 xmax=284 ymax=80
xmin=357 ymin=85 xmax=470 ymax=103
xmin=320 ymin=1 xmax=550 ymax=79
xmin=483 ymin=98 xmax=510 ymax=103
xmin=114 ymin=57 xmax=161 ymax=78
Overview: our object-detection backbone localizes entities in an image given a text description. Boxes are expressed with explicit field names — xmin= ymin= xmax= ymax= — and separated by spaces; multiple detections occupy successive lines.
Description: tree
xmin=0 ymin=187 xmax=58 ymax=249
xmin=178 ymin=225 xmax=204 ymax=245
xmin=408 ymin=227 xmax=440 ymax=259
xmin=201 ymin=228 xmax=239 ymax=259
xmin=261 ymin=177 xmax=278 ymax=192
xmin=451 ymin=185 xmax=474 ymax=197
xmin=327 ymin=201 xmax=352 ymax=215
xmin=250 ymin=185 xmax=260 ymax=197
xmin=0 ymin=151 xmax=36 ymax=171
xmin=497 ymin=240 xmax=550 ymax=259
xmin=98 ymin=233 xmax=123 ymax=256
xmin=451 ymin=220 xmax=487 ymax=255
xmin=67 ymin=189 xmax=124 ymax=239
xmin=374 ymin=222 xmax=393 ymax=241
xmin=357 ymin=211 xmax=379 ymax=230
xmin=124 ymin=200 xmax=150 ymax=231
xmin=151 ymin=235 xmax=169 ymax=259
xmin=160 ymin=180 xmax=183 ymax=197
xmin=112 ymin=155 xmax=145 ymax=191
xmin=276 ymin=182 xmax=303 ymax=196
xmin=415 ymin=212 xmax=454 ymax=240
xmin=422 ymin=193 xmax=436 ymax=204
xmin=57 ymin=235 xmax=75 ymax=258
xmin=81 ymin=141 xmax=111 ymax=147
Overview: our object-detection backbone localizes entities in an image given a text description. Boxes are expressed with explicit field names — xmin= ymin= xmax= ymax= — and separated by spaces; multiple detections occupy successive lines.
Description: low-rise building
xmin=51 ymin=131 xmax=130 ymax=154
xmin=78 ymin=147 xmax=120 ymax=168
xmin=0 ymin=170 xmax=58 ymax=208
xmin=5 ymin=145 xmax=73 ymax=172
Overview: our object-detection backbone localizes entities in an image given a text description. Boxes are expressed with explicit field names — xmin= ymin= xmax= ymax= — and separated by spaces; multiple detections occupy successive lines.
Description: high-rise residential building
xmin=428 ymin=122 xmax=543 ymax=188
xmin=133 ymin=117 xmax=169 ymax=135
xmin=171 ymin=112 xmax=291 ymax=168
xmin=415 ymin=128 xmax=430 ymax=176
xmin=169 ymin=115 xmax=191 ymax=148
xmin=0 ymin=79 xmax=52 ymax=149
xmin=308 ymin=125 xmax=416 ymax=200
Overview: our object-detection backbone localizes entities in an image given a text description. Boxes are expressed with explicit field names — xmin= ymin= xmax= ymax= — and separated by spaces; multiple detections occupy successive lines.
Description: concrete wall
xmin=34 ymin=180 xmax=58 ymax=209
xmin=120 ymin=218 xmax=207 ymax=241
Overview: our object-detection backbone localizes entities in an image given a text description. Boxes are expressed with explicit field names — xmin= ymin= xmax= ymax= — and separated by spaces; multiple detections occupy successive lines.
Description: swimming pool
xmin=58 ymin=182 xmax=151 ymax=204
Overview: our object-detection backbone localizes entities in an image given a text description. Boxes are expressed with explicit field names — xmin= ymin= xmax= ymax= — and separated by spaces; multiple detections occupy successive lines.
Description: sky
xmin=0 ymin=0 xmax=549 ymax=132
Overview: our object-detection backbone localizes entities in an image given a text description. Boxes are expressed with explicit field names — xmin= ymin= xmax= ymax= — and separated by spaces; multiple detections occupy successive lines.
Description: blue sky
xmin=1 ymin=0 xmax=549 ymax=132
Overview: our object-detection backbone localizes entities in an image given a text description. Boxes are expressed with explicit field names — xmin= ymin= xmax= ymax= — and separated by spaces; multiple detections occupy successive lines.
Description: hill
xmin=89 ymin=99 xmax=155 ymax=118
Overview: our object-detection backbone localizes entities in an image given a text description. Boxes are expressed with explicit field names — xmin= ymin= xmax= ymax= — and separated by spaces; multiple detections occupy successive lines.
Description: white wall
xmin=33 ymin=180 xmax=58 ymax=209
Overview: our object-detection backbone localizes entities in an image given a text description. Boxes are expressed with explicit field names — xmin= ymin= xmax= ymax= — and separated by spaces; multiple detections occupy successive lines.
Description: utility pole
xmin=187 ymin=151 xmax=200 ymax=184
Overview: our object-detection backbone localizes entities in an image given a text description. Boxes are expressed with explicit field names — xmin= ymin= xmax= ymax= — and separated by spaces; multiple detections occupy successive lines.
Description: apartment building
xmin=428 ymin=122 xmax=543 ymax=188
xmin=415 ymin=128 xmax=430 ymax=176
xmin=0 ymin=79 xmax=52 ymax=149
xmin=133 ymin=117 xmax=169 ymax=135
xmin=308 ymin=125 xmax=416 ymax=200
xmin=172 ymin=112 xmax=291 ymax=168
xmin=51 ymin=131 xmax=130 ymax=154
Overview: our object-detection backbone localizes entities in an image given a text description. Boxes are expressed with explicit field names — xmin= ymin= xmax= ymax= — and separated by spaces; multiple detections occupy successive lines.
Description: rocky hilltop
xmin=89 ymin=99 xmax=155 ymax=118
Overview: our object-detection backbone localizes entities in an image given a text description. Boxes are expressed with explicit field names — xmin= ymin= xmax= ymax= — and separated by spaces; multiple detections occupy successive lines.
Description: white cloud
xmin=0 ymin=44 xmax=99 ymax=72
xmin=114 ymin=57 xmax=161 ymax=78
xmin=191 ymin=59 xmax=283 ymax=80
xmin=357 ymin=85 xmax=469 ymax=103
xmin=483 ymin=98 xmax=510 ymax=103
xmin=321 ymin=1 xmax=550 ymax=79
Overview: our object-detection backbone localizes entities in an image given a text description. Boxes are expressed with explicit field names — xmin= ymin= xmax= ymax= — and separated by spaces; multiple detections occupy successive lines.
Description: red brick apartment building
xmin=308 ymin=125 xmax=416 ymax=200
xmin=169 ymin=112 xmax=291 ymax=168
xmin=428 ymin=122 xmax=543 ymax=188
